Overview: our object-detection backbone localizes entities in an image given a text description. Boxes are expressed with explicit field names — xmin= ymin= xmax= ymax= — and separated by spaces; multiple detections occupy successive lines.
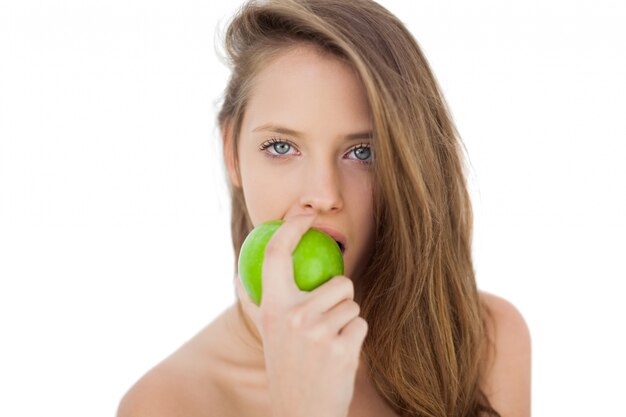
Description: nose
xmin=299 ymin=159 xmax=344 ymax=213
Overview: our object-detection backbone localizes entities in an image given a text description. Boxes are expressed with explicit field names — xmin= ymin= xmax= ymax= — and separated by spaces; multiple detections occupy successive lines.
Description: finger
xmin=322 ymin=299 xmax=361 ymax=335
xmin=339 ymin=316 xmax=369 ymax=347
xmin=302 ymin=275 xmax=355 ymax=313
xmin=261 ymin=213 xmax=318 ymax=306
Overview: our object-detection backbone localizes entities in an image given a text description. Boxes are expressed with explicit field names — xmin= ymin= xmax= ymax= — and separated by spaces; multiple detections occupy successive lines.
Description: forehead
xmin=244 ymin=45 xmax=372 ymax=130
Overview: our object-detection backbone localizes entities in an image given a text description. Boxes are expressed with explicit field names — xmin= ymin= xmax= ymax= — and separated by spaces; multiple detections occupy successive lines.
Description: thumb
xmin=260 ymin=213 xmax=317 ymax=308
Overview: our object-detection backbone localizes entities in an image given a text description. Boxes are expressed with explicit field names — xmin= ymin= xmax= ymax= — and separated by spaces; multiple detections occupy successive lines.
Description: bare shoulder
xmin=116 ymin=310 xmax=234 ymax=417
xmin=116 ymin=363 xmax=216 ymax=417
xmin=479 ymin=291 xmax=531 ymax=417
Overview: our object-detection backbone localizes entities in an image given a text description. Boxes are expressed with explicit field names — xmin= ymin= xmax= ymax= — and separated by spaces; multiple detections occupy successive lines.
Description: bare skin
xmin=117 ymin=298 xmax=397 ymax=417
xmin=116 ymin=44 xmax=531 ymax=416
xmin=116 ymin=289 xmax=530 ymax=417
xmin=118 ymin=215 xmax=401 ymax=417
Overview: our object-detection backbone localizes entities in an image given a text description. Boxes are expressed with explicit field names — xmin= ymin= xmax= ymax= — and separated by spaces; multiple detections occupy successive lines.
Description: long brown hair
xmin=216 ymin=1 xmax=499 ymax=416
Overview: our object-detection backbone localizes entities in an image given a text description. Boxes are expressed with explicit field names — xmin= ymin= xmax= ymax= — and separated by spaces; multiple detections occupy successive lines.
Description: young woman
xmin=117 ymin=1 xmax=531 ymax=416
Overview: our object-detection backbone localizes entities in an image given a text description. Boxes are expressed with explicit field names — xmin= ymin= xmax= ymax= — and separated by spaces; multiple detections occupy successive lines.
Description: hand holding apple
xmin=234 ymin=213 xmax=368 ymax=417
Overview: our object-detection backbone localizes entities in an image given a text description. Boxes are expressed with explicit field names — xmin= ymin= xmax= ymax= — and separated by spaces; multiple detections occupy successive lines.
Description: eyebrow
xmin=252 ymin=123 xmax=373 ymax=141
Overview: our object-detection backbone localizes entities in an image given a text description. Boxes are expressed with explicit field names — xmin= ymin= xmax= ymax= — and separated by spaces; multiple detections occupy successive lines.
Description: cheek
xmin=345 ymin=172 xmax=373 ymax=209
xmin=346 ymin=174 xmax=375 ymax=241
xmin=243 ymin=182 xmax=279 ymax=225
xmin=239 ymin=157 xmax=293 ymax=224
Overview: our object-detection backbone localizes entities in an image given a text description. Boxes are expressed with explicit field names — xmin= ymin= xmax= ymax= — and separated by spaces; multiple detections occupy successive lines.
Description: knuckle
xmin=259 ymin=305 xmax=281 ymax=330
xmin=334 ymin=275 xmax=351 ymax=287
xmin=330 ymin=340 xmax=347 ymax=357
xmin=354 ymin=315 xmax=367 ymax=327
xmin=306 ymin=322 xmax=330 ymax=343
xmin=350 ymin=301 xmax=361 ymax=317
xmin=263 ymin=244 xmax=278 ymax=258
xmin=335 ymin=276 xmax=354 ymax=297
xmin=356 ymin=317 xmax=369 ymax=335
xmin=264 ymin=240 xmax=286 ymax=258
xmin=287 ymin=307 xmax=308 ymax=330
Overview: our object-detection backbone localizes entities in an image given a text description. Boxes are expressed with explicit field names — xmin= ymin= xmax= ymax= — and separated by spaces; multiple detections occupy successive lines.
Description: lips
xmin=311 ymin=225 xmax=346 ymax=255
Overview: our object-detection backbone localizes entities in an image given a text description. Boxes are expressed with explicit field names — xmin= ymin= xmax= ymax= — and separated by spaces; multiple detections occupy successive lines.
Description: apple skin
xmin=238 ymin=219 xmax=344 ymax=305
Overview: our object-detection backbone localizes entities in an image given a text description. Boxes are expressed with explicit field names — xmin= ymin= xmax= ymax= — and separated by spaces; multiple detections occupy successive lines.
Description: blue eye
xmin=259 ymin=138 xmax=293 ymax=158
xmin=259 ymin=137 xmax=373 ymax=165
xmin=351 ymin=144 xmax=372 ymax=163
xmin=274 ymin=143 xmax=291 ymax=155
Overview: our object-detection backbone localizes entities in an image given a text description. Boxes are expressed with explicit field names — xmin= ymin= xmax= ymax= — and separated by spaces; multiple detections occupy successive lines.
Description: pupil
xmin=275 ymin=143 xmax=289 ymax=154
xmin=356 ymin=147 xmax=370 ymax=160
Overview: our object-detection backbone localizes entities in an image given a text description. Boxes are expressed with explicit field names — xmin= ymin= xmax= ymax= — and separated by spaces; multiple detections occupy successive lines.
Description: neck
xmin=229 ymin=299 xmax=266 ymax=369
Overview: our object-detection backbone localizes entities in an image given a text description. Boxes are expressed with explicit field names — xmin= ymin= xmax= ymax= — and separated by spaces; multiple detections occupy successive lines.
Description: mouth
xmin=335 ymin=240 xmax=346 ymax=255
xmin=310 ymin=224 xmax=347 ymax=256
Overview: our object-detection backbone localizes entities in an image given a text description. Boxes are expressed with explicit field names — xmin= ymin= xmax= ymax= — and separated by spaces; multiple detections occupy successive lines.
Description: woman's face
xmin=226 ymin=45 xmax=375 ymax=281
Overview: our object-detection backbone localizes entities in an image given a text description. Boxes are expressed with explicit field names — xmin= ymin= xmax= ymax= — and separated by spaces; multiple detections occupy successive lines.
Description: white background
xmin=1 ymin=0 xmax=624 ymax=416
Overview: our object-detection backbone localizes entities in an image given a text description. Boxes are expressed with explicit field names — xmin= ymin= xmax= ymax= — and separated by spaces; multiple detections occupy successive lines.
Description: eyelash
xmin=259 ymin=137 xmax=373 ymax=165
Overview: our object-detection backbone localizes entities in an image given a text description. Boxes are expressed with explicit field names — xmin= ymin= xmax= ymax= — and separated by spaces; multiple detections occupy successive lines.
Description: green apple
xmin=238 ymin=219 xmax=344 ymax=305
